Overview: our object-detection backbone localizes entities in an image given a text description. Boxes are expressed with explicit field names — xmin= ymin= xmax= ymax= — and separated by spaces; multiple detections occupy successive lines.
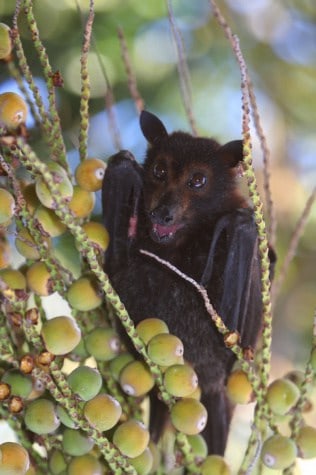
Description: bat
xmin=102 ymin=110 xmax=275 ymax=455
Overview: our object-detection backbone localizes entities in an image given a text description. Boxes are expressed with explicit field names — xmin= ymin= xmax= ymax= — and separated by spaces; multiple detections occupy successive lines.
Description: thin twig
xmin=166 ymin=0 xmax=198 ymax=136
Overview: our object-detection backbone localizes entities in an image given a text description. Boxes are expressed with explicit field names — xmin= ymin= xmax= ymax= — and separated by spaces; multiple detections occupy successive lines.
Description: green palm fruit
xmin=24 ymin=399 xmax=60 ymax=435
xmin=80 ymin=221 xmax=110 ymax=252
xmin=0 ymin=442 xmax=30 ymax=475
xmin=296 ymin=425 xmax=316 ymax=459
xmin=0 ymin=23 xmax=12 ymax=60
xmin=147 ymin=333 xmax=184 ymax=366
xmin=26 ymin=262 xmax=52 ymax=296
xmin=119 ymin=360 xmax=154 ymax=397
xmin=170 ymin=398 xmax=208 ymax=435
xmin=75 ymin=158 xmax=106 ymax=192
xmin=35 ymin=162 xmax=73 ymax=209
xmin=68 ymin=185 xmax=95 ymax=218
xmin=0 ymin=92 xmax=28 ymax=129
xmin=130 ymin=447 xmax=153 ymax=475
xmin=0 ymin=189 xmax=15 ymax=225
xmin=0 ymin=269 xmax=26 ymax=290
xmin=15 ymin=228 xmax=51 ymax=260
xmin=34 ymin=205 xmax=66 ymax=237
xmin=2 ymin=370 xmax=32 ymax=398
xmin=48 ymin=449 xmax=67 ymax=474
xmin=68 ymin=366 xmax=102 ymax=401
xmin=41 ymin=316 xmax=81 ymax=355
xmin=113 ymin=420 xmax=150 ymax=458
xmin=62 ymin=428 xmax=94 ymax=456
xmin=311 ymin=347 xmax=316 ymax=372
xmin=261 ymin=434 xmax=297 ymax=469
xmin=226 ymin=369 xmax=253 ymax=404
xmin=267 ymin=378 xmax=300 ymax=415
xmin=56 ymin=405 xmax=76 ymax=429
xmin=136 ymin=318 xmax=169 ymax=344
xmin=67 ymin=276 xmax=102 ymax=312
xmin=109 ymin=352 xmax=135 ymax=381
xmin=22 ymin=183 xmax=40 ymax=214
xmin=85 ymin=327 xmax=121 ymax=361
xmin=83 ymin=393 xmax=122 ymax=431
xmin=67 ymin=454 xmax=103 ymax=475
xmin=164 ymin=363 xmax=199 ymax=397
xmin=187 ymin=434 xmax=208 ymax=459
xmin=200 ymin=455 xmax=231 ymax=475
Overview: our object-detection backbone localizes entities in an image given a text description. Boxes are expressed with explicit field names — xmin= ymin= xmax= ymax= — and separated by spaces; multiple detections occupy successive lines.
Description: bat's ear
xmin=140 ymin=110 xmax=168 ymax=145
xmin=216 ymin=140 xmax=243 ymax=168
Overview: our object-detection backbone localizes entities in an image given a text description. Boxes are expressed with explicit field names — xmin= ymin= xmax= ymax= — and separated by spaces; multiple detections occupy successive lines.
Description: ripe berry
xmin=261 ymin=434 xmax=297 ymax=469
xmin=0 ymin=442 xmax=30 ymax=475
xmin=67 ymin=276 xmax=102 ymax=312
xmin=41 ymin=316 xmax=81 ymax=355
xmin=200 ymin=455 xmax=231 ymax=475
xmin=136 ymin=318 xmax=169 ymax=345
xmin=67 ymin=366 xmax=102 ymax=401
xmin=0 ymin=23 xmax=12 ymax=60
xmin=0 ymin=92 xmax=28 ymax=129
xmin=226 ymin=369 xmax=253 ymax=404
xmin=81 ymin=221 xmax=110 ymax=253
xmin=24 ymin=398 xmax=60 ymax=435
xmin=164 ymin=363 xmax=199 ymax=397
xmin=75 ymin=158 xmax=106 ymax=192
xmin=170 ymin=398 xmax=208 ymax=435
xmin=85 ymin=327 xmax=121 ymax=361
xmin=119 ymin=360 xmax=154 ymax=397
xmin=62 ymin=428 xmax=94 ymax=456
xmin=267 ymin=378 xmax=300 ymax=416
xmin=296 ymin=425 xmax=316 ymax=459
xmin=83 ymin=393 xmax=122 ymax=431
xmin=113 ymin=420 xmax=150 ymax=458
xmin=147 ymin=333 xmax=184 ymax=366
xmin=0 ymin=188 xmax=15 ymax=225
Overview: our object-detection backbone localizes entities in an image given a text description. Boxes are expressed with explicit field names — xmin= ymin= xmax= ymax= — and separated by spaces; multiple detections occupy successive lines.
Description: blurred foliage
xmin=0 ymin=0 xmax=316 ymax=474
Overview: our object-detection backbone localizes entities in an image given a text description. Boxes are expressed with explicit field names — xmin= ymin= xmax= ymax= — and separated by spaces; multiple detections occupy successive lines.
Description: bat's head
xmin=140 ymin=110 xmax=246 ymax=246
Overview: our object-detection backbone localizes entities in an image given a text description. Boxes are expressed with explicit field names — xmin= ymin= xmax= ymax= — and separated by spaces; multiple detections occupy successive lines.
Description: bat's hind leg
xmin=102 ymin=150 xmax=143 ymax=276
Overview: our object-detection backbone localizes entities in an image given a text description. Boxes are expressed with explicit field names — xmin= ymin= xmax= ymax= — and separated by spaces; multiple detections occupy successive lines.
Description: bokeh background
xmin=0 ymin=0 xmax=315 ymax=473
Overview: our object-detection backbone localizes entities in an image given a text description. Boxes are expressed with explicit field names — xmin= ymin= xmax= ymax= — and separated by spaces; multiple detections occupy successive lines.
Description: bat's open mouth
xmin=150 ymin=223 xmax=183 ymax=243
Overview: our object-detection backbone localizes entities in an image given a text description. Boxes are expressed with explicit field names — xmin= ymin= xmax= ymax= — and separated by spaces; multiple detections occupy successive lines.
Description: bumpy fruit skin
xmin=41 ymin=316 xmax=81 ymax=355
xmin=68 ymin=366 xmax=102 ymax=401
xmin=147 ymin=333 xmax=184 ymax=366
xmin=0 ymin=442 xmax=30 ymax=475
xmin=67 ymin=276 xmax=102 ymax=311
xmin=296 ymin=425 xmax=316 ymax=459
xmin=136 ymin=318 xmax=169 ymax=345
xmin=67 ymin=454 xmax=103 ymax=475
xmin=85 ymin=327 xmax=121 ymax=361
xmin=26 ymin=262 xmax=52 ymax=296
xmin=170 ymin=398 xmax=208 ymax=435
xmin=267 ymin=378 xmax=300 ymax=416
xmin=83 ymin=393 xmax=122 ymax=431
xmin=0 ymin=92 xmax=28 ymax=129
xmin=0 ymin=269 xmax=26 ymax=290
xmin=0 ymin=23 xmax=12 ymax=60
xmin=62 ymin=428 xmax=94 ymax=456
xmin=68 ymin=185 xmax=95 ymax=218
xmin=200 ymin=454 xmax=231 ymax=475
xmin=0 ymin=189 xmax=15 ymax=225
xmin=75 ymin=158 xmax=106 ymax=192
xmin=81 ymin=221 xmax=110 ymax=252
xmin=113 ymin=420 xmax=150 ymax=458
xmin=261 ymin=434 xmax=297 ymax=470
xmin=2 ymin=369 xmax=33 ymax=398
xmin=109 ymin=352 xmax=134 ymax=381
xmin=164 ymin=364 xmax=199 ymax=398
xmin=226 ymin=369 xmax=253 ymax=404
xmin=35 ymin=162 xmax=73 ymax=209
xmin=119 ymin=360 xmax=154 ymax=397
xmin=130 ymin=447 xmax=153 ymax=475
xmin=24 ymin=399 xmax=60 ymax=435
xmin=34 ymin=205 xmax=66 ymax=237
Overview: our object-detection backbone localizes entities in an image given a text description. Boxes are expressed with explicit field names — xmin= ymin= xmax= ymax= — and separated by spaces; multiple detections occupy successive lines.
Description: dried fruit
xmin=170 ymin=398 xmax=208 ymax=435
xmin=113 ymin=420 xmax=150 ymax=458
xmin=41 ymin=316 xmax=81 ymax=355
xmin=200 ymin=454 xmax=231 ymax=475
xmin=136 ymin=318 xmax=169 ymax=345
xmin=267 ymin=378 xmax=300 ymax=416
xmin=24 ymin=398 xmax=60 ymax=435
xmin=120 ymin=360 xmax=154 ymax=397
xmin=62 ymin=428 xmax=94 ymax=456
xmin=67 ymin=276 xmax=102 ymax=311
xmin=0 ymin=23 xmax=12 ymax=60
xmin=68 ymin=366 xmax=102 ymax=401
xmin=0 ymin=92 xmax=28 ymax=129
xmin=0 ymin=189 xmax=15 ymax=225
xmin=226 ymin=369 xmax=253 ymax=404
xmin=147 ymin=333 xmax=184 ymax=366
xmin=75 ymin=158 xmax=106 ymax=192
xmin=296 ymin=425 xmax=316 ymax=459
xmin=68 ymin=185 xmax=95 ymax=218
xmin=84 ymin=393 xmax=122 ymax=431
xmin=0 ymin=442 xmax=30 ymax=475
xmin=164 ymin=363 xmax=198 ymax=397
xmin=35 ymin=162 xmax=73 ymax=209
xmin=261 ymin=434 xmax=297 ymax=470
xmin=85 ymin=327 xmax=121 ymax=361
xmin=26 ymin=261 xmax=52 ymax=296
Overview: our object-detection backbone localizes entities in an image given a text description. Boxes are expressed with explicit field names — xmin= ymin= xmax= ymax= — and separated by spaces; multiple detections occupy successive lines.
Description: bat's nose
xmin=150 ymin=206 xmax=173 ymax=225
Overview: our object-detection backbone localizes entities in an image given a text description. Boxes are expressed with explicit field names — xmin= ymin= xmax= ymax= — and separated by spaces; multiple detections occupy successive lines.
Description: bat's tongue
xmin=153 ymin=223 xmax=181 ymax=238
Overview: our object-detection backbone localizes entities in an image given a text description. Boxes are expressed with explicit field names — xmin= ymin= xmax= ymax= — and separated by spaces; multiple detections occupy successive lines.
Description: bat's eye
xmin=153 ymin=163 xmax=167 ymax=180
xmin=188 ymin=173 xmax=206 ymax=189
